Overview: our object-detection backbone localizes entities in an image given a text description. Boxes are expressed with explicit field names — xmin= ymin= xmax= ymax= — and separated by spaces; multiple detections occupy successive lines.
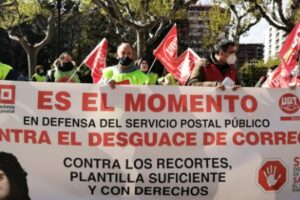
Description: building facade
xmin=236 ymin=43 xmax=264 ymax=67
xmin=180 ymin=4 xmax=212 ymax=57
xmin=264 ymin=26 xmax=286 ymax=62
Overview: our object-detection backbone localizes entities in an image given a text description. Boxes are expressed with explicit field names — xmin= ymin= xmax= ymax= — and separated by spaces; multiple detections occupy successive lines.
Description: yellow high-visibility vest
xmin=0 ymin=62 xmax=12 ymax=80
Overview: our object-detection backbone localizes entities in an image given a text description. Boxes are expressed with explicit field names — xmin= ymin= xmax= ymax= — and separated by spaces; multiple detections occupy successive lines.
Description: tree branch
xmin=0 ymin=0 xmax=17 ymax=8
xmin=7 ymin=30 xmax=20 ymax=42
xmin=8 ymin=31 xmax=32 ymax=52
xmin=250 ymin=1 xmax=290 ymax=32
xmin=275 ymin=0 xmax=290 ymax=27
xmin=146 ymin=21 xmax=167 ymax=45
xmin=35 ymin=12 xmax=55 ymax=51
xmin=238 ymin=17 xmax=260 ymax=35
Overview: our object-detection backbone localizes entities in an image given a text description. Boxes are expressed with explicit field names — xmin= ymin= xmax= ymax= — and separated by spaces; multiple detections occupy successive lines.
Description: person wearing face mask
xmin=187 ymin=39 xmax=240 ymax=90
xmin=99 ymin=43 xmax=148 ymax=88
xmin=31 ymin=65 xmax=46 ymax=82
xmin=46 ymin=52 xmax=81 ymax=83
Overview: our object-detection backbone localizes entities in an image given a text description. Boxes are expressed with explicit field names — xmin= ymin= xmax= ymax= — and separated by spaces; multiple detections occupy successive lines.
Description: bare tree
xmin=210 ymin=0 xmax=261 ymax=43
xmin=92 ymin=0 xmax=197 ymax=58
xmin=7 ymin=15 xmax=55 ymax=77
xmin=227 ymin=3 xmax=260 ymax=42
xmin=244 ymin=0 xmax=300 ymax=33
xmin=1 ymin=0 xmax=56 ymax=78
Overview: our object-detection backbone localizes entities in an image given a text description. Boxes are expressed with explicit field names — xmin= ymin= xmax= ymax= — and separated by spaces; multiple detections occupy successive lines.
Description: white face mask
xmin=226 ymin=53 xmax=237 ymax=65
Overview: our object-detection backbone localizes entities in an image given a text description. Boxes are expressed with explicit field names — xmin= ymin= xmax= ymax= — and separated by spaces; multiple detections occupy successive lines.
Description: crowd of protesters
xmin=0 ymin=39 xmax=299 ymax=89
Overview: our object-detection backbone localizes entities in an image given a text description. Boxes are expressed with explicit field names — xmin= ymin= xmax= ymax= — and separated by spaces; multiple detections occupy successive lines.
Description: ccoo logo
xmin=0 ymin=85 xmax=15 ymax=104
xmin=279 ymin=93 xmax=300 ymax=114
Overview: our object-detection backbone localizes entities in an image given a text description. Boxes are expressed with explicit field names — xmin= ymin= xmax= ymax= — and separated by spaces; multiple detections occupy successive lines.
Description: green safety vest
xmin=145 ymin=72 xmax=158 ymax=85
xmin=0 ymin=62 xmax=12 ymax=80
xmin=32 ymin=73 xmax=46 ymax=82
xmin=158 ymin=73 xmax=178 ymax=85
xmin=102 ymin=66 xmax=148 ymax=85
xmin=54 ymin=68 xmax=80 ymax=83
xmin=165 ymin=73 xmax=177 ymax=85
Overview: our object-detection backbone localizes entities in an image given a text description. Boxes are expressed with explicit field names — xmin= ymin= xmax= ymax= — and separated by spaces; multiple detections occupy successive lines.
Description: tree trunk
xmin=7 ymin=13 xmax=55 ymax=80
xmin=26 ymin=49 xmax=38 ymax=79
xmin=233 ymin=19 xmax=240 ymax=43
xmin=136 ymin=30 xmax=146 ymax=59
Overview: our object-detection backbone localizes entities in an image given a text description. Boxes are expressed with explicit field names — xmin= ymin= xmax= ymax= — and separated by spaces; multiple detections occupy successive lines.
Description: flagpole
xmin=67 ymin=62 xmax=85 ymax=83
xmin=147 ymin=58 xmax=157 ymax=76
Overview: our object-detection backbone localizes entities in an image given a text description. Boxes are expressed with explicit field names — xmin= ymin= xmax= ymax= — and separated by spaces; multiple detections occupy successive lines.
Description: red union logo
xmin=257 ymin=160 xmax=287 ymax=192
xmin=0 ymin=85 xmax=15 ymax=104
xmin=279 ymin=93 xmax=300 ymax=114
xmin=164 ymin=36 xmax=178 ymax=59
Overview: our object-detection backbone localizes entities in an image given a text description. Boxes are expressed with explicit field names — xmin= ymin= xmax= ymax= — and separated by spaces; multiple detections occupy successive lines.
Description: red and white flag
xmin=153 ymin=24 xmax=178 ymax=73
xmin=262 ymin=58 xmax=298 ymax=88
xmin=261 ymin=65 xmax=284 ymax=88
xmin=175 ymin=48 xmax=200 ymax=85
xmin=83 ymin=38 xmax=108 ymax=83
xmin=278 ymin=19 xmax=300 ymax=73
xmin=263 ymin=20 xmax=300 ymax=88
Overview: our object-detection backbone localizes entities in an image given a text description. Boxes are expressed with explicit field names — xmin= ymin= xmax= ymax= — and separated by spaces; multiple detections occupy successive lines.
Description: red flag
xmin=261 ymin=63 xmax=291 ymax=88
xmin=174 ymin=48 xmax=200 ymax=85
xmin=83 ymin=38 xmax=108 ymax=83
xmin=153 ymin=24 xmax=178 ymax=72
xmin=278 ymin=19 xmax=300 ymax=73
xmin=261 ymin=65 xmax=283 ymax=88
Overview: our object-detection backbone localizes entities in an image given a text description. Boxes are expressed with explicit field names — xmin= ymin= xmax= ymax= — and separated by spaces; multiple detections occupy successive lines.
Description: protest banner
xmin=0 ymin=81 xmax=299 ymax=200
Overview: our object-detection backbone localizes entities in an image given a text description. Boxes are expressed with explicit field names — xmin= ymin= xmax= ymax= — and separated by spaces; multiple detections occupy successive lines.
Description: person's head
xmin=117 ymin=43 xmax=134 ymax=66
xmin=59 ymin=52 xmax=72 ymax=64
xmin=0 ymin=152 xmax=30 ymax=200
xmin=57 ymin=52 xmax=75 ymax=69
xmin=213 ymin=39 xmax=237 ymax=65
xmin=0 ymin=169 xmax=9 ymax=200
xmin=136 ymin=56 xmax=153 ymax=73
xmin=35 ymin=65 xmax=44 ymax=75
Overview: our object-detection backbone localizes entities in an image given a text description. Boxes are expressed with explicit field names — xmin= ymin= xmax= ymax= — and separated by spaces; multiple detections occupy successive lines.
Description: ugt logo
xmin=279 ymin=93 xmax=299 ymax=114
xmin=0 ymin=85 xmax=16 ymax=104
xmin=257 ymin=160 xmax=287 ymax=192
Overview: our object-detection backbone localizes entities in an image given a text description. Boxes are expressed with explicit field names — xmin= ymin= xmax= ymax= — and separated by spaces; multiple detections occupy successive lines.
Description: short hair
xmin=0 ymin=152 xmax=31 ymax=200
xmin=35 ymin=65 xmax=43 ymax=72
xmin=117 ymin=43 xmax=133 ymax=54
xmin=213 ymin=39 xmax=236 ymax=54
xmin=136 ymin=56 xmax=154 ymax=68
xmin=58 ymin=52 xmax=71 ymax=60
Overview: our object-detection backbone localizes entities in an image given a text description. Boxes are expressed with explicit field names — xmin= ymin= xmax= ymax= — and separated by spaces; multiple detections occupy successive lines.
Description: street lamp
xmin=50 ymin=0 xmax=62 ymax=57
xmin=57 ymin=0 xmax=61 ymax=57
xmin=52 ymin=0 xmax=80 ymax=57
